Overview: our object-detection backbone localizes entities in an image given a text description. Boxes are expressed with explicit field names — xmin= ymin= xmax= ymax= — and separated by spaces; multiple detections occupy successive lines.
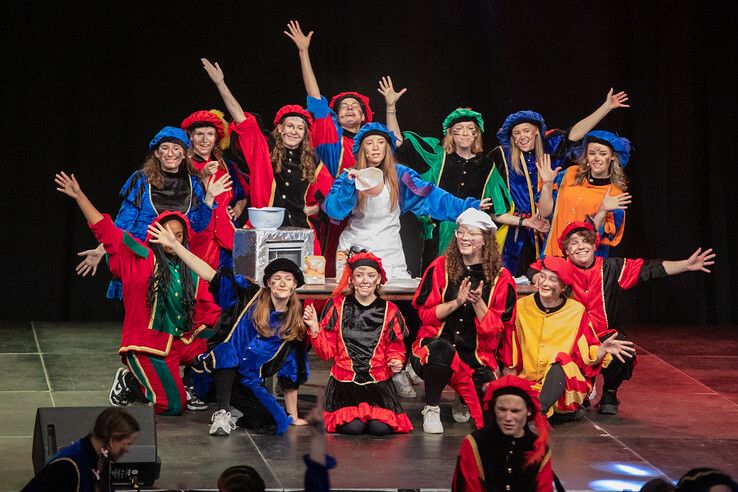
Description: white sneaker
xmin=422 ymin=405 xmax=444 ymax=433
xmin=405 ymin=363 xmax=423 ymax=385
xmin=392 ymin=371 xmax=417 ymax=398
xmin=209 ymin=409 xmax=236 ymax=437
xmin=452 ymin=393 xmax=471 ymax=423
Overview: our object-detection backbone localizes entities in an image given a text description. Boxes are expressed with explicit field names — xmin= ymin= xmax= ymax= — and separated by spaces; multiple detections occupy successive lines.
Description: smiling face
xmin=362 ymin=135 xmax=388 ymax=167
xmin=278 ymin=116 xmax=307 ymax=150
xmin=494 ymin=395 xmax=530 ymax=438
xmin=350 ymin=265 xmax=382 ymax=300
xmin=190 ymin=126 xmax=217 ymax=159
xmin=511 ymin=122 xmax=538 ymax=152
xmin=564 ymin=231 xmax=596 ymax=267
xmin=586 ymin=142 xmax=614 ymax=178
xmin=337 ymin=97 xmax=365 ymax=130
xmin=155 ymin=141 xmax=185 ymax=172
xmin=454 ymin=225 xmax=485 ymax=258
xmin=108 ymin=432 xmax=139 ymax=462
xmin=267 ymin=271 xmax=298 ymax=302
xmin=450 ymin=121 xmax=479 ymax=151
xmin=537 ymin=267 xmax=565 ymax=304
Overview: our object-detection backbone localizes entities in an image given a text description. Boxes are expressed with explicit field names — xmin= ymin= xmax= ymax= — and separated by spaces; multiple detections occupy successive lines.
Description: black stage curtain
xmin=2 ymin=1 xmax=736 ymax=325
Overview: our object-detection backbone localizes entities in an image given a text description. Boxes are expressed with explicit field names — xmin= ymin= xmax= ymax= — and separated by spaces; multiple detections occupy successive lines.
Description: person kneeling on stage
xmin=501 ymin=256 xmax=634 ymax=423
xmin=23 ymin=408 xmax=139 ymax=492
xmin=549 ymin=220 xmax=715 ymax=414
xmin=452 ymin=375 xmax=553 ymax=492
xmin=303 ymin=251 xmax=413 ymax=435
xmin=55 ymin=172 xmax=230 ymax=416
xmin=412 ymin=208 xmax=517 ymax=434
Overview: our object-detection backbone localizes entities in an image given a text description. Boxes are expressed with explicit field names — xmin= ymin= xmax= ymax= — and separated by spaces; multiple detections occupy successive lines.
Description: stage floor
xmin=1 ymin=321 xmax=737 ymax=491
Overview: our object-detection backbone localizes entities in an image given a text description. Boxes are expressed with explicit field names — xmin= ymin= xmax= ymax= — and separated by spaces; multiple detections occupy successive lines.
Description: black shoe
xmin=548 ymin=407 xmax=585 ymax=425
xmin=598 ymin=390 xmax=620 ymax=415
xmin=109 ymin=367 xmax=132 ymax=406
xmin=186 ymin=386 xmax=208 ymax=411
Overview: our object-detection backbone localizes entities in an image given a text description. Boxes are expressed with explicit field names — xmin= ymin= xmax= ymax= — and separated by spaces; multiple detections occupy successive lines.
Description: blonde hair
xmin=573 ymin=143 xmax=628 ymax=191
xmin=270 ymin=126 xmax=318 ymax=183
xmin=509 ymin=131 xmax=545 ymax=175
xmin=251 ymin=288 xmax=305 ymax=342
xmin=354 ymin=144 xmax=400 ymax=212
xmin=442 ymin=123 xmax=484 ymax=155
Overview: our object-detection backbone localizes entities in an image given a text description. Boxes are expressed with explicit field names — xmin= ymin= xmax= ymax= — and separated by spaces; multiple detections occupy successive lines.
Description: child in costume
xmin=202 ymin=58 xmax=334 ymax=253
xmin=55 ymin=172 xmax=229 ymax=415
xmin=412 ymin=209 xmax=517 ymax=433
xmin=452 ymin=375 xmax=553 ymax=492
xmin=491 ymin=89 xmax=630 ymax=274
xmin=303 ymin=251 xmax=413 ymax=435
xmin=538 ymin=130 xmax=632 ymax=258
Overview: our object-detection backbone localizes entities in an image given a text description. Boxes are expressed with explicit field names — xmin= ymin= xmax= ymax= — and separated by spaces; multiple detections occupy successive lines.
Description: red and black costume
xmin=310 ymin=252 xmax=413 ymax=434
xmin=453 ymin=375 xmax=553 ymax=492
xmin=412 ymin=256 xmax=517 ymax=427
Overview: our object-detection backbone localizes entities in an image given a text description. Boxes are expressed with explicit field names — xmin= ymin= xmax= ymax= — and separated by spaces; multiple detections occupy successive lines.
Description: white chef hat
xmin=455 ymin=208 xmax=497 ymax=233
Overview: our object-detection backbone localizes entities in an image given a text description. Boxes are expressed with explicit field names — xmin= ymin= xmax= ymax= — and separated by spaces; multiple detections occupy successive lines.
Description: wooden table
xmin=297 ymin=278 xmax=537 ymax=300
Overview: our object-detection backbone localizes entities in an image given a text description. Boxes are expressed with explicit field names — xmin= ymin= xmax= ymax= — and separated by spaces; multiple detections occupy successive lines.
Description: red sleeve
xmin=306 ymin=162 xmax=335 ymax=207
xmin=385 ymin=304 xmax=408 ymax=364
xmin=617 ymin=257 xmax=645 ymax=290
xmin=476 ymin=272 xmax=517 ymax=337
xmin=310 ymin=298 xmax=340 ymax=360
xmin=452 ymin=436 xmax=484 ymax=492
xmin=570 ymin=310 xmax=602 ymax=379
xmin=413 ymin=257 xmax=446 ymax=328
xmin=229 ymin=115 xmax=274 ymax=208
xmin=536 ymin=452 xmax=554 ymax=492
xmin=88 ymin=214 xmax=140 ymax=280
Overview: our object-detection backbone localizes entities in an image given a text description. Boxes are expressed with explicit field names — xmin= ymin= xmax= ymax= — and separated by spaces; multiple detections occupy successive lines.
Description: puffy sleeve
xmin=397 ymin=165 xmax=480 ymax=220
xmin=536 ymin=449 xmax=555 ymax=492
xmin=114 ymin=170 xmax=146 ymax=232
xmin=568 ymin=310 xmax=602 ymax=379
xmin=323 ymin=171 xmax=358 ymax=220
xmin=484 ymin=164 xmax=514 ymax=216
xmin=452 ymin=435 xmax=484 ymax=492
xmin=309 ymin=298 xmax=340 ymax=360
xmin=187 ymin=176 xmax=214 ymax=233
xmin=306 ymin=162 xmax=334 ymax=207
xmin=412 ymin=257 xmax=446 ymax=328
xmin=600 ymin=208 xmax=625 ymax=248
xmin=476 ymin=271 xmax=517 ymax=338
xmin=228 ymin=114 xmax=275 ymax=208
xmin=89 ymin=214 xmax=147 ymax=280
xmin=225 ymin=160 xmax=250 ymax=204
xmin=307 ymin=95 xmax=344 ymax=177
xmin=385 ymin=303 xmax=408 ymax=364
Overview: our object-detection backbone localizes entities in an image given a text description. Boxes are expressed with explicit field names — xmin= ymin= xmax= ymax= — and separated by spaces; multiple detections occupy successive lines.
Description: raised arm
xmin=147 ymin=222 xmax=216 ymax=282
xmin=377 ymin=76 xmax=407 ymax=146
xmin=569 ymin=88 xmax=630 ymax=141
xmin=201 ymin=58 xmax=246 ymax=124
xmin=55 ymin=172 xmax=104 ymax=225
xmin=662 ymin=247 xmax=716 ymax=275
xmin=284 ymin=20 xmax=320 ymax=99
xmin=535 ymin=154 xmax=561 ymax=218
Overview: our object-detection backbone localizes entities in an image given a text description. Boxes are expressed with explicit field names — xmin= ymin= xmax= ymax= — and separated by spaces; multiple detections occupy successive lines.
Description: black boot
xmin=547 ymin=407 xmax=585 ymax=425
xmin=598 ymin=389 xmax=620 ymax=415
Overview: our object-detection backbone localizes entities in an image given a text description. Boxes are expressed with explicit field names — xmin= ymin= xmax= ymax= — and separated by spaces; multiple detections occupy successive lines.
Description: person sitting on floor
xmin=452 ymin=375 xmax=553 ymax=492
xmin=22 ymin=408 xmax=139 ymax=492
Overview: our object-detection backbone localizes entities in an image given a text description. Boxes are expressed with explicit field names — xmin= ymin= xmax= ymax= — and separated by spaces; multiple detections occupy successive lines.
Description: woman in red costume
xmin=302 ymin=251 xmax=413 ymax=435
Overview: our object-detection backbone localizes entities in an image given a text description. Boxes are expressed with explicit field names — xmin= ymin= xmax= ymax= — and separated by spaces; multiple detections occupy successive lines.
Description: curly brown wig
xmin=444 ymin=228 xmax=502 ymax=284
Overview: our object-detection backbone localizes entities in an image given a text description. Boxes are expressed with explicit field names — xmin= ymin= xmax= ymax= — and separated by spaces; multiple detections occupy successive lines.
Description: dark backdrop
xmin=2 ymin=1 xmax=736 ymax=325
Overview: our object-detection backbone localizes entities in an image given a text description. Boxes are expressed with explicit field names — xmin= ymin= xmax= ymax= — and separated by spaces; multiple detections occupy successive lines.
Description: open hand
xmin=75 ymin=249 xmax=104 ymax=277
xmin=536 ymin=154 xmax=561 ymax=184
xmin=524 ymin=215 xmax=550 ymax=233
xmin=147 ymin=222 xmax=178 ymax=249
xmin=456 ymin=277 xmax=472 ymax=305
xmin=55 ymin=171 xmax=82 ymax=199
xmin=201 ymin=58 xmax=224 ymax=85
xmin=284 ymin=20 xmax=313 ymax=52
xmin=605 ymin=88 xmax=630 ymax=110
xmin=207 ymin=173 xmax=232 ymax=199
xmin=599 ymin=333 xmax=636 ymax=363
xmin=684 ymin=247 xmax=716 ymax=273
xmin=377 ymin=76 xmax=407 ymax=107
xmin=479 ymin=197 xmax=493 ymax=210
xmin=600 ymin=188 xmax=632 ymax=212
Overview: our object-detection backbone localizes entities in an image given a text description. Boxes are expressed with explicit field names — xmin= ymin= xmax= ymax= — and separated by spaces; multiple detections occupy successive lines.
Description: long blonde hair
xmin=509 ymin=132 xmax=545 ymax=175
xmin=354 ymin=147 xmax=400 ymax=212
xmin=444 ymin=229 xmax=501 ymax=284
xmin=251 ymin=288 xmax=305 ymax=341
xmin=573 ymin=144 xmax=628 ymax=191
xmin=442 ymin=123 xmax=484 ymax=155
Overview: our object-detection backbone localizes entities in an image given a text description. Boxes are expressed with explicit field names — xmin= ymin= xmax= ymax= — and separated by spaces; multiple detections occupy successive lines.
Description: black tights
xmin=539 ymin=363 xmax=566 ymax=413
xmin=214 ymin=368 xmax=236 ymax=411
xmin=336 ymin=418 xmax=393 ymax=436
xmin=422 ymin=363 xmax=453 ymax=406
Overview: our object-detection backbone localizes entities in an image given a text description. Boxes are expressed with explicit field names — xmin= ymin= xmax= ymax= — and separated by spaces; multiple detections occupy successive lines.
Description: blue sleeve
xmin=307 ymin=95 xmax=344 ymax=177
xmin=276 ymin=345 xmax=310 ymax=388
xmin=225 ymin=160 xmax=247 ymax=203
xmin=323 ymin=172 xmax=358 ymax=220
xmin=397 ymin=165 xmax=480 ymax=221
xmin=603 ymin=209 xmax=626 ymax=241
xmin=114 ymin=171 xmax=145 ymax=232
xmin=306 ymin=95 xmax=330 ymax=119
xmin=186 ymin=176 xmax=214 ymax=233
xmin=209 ymin=267 xmax=252 ymax=309
xmin=303 ymin=454 xmax=337 ymax=492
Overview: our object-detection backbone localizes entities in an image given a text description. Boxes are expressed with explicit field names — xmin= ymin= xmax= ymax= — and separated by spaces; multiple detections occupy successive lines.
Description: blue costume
xmin=492 ymin=111 xmax=574 ymax=276
xmin=22 ymin=436 xmax=101 ymax=492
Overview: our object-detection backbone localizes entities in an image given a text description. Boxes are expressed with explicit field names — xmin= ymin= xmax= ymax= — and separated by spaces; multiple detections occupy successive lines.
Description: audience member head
xmin=217 ymin=465 xmax=266 ymax=492
xmin=677 ymin=468 xmax=737 ymax=492
xmin=92 ymin=408 xmax=140 ymax=462
xmin=640 ymin=478 xmax=676 ymax=492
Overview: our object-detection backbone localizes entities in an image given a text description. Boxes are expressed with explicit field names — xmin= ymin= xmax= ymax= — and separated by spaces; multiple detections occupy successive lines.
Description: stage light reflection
xmin=592 ymin=462 xmax=659 ymax=477
xmin=589 ymin=479 xmax=645 ymax=491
